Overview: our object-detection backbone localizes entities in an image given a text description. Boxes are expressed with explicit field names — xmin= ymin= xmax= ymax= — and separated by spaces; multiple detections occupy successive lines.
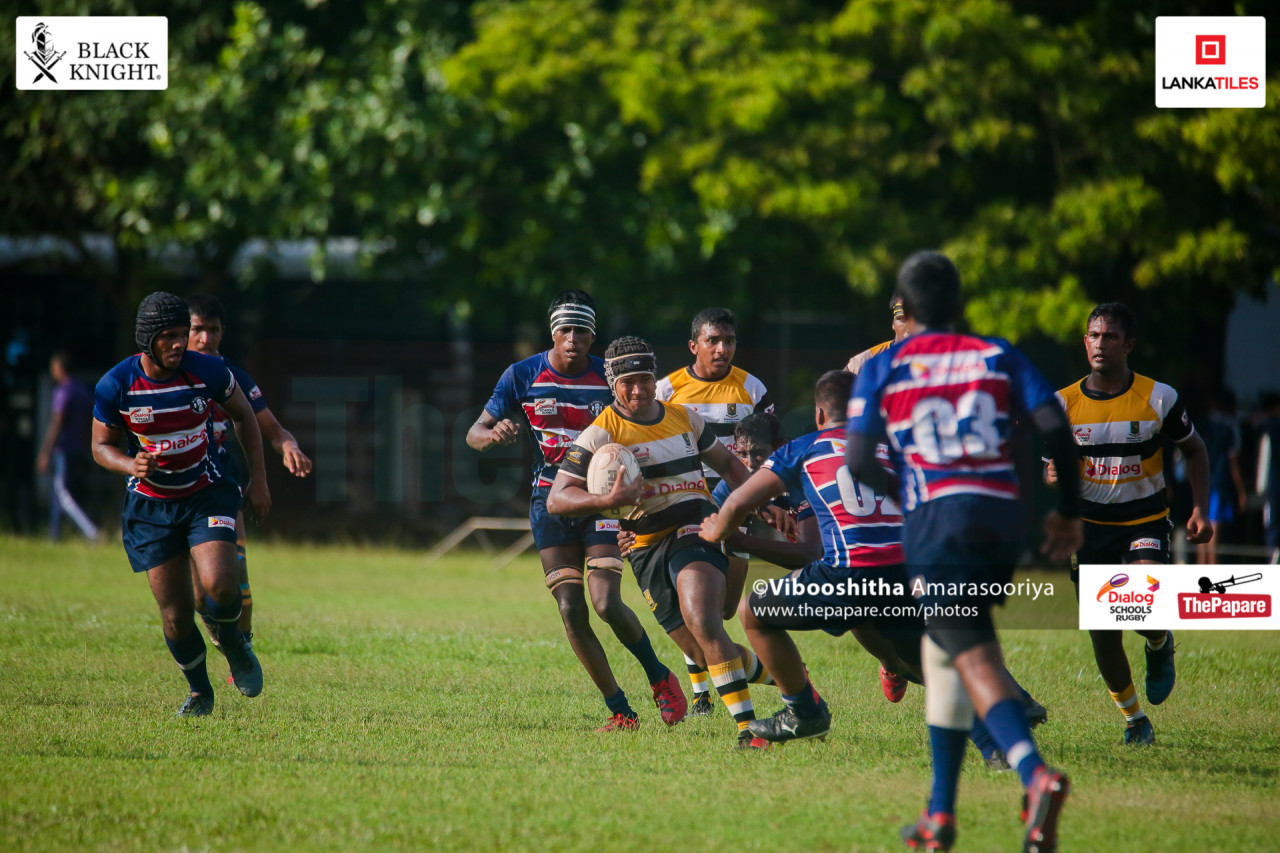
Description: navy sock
xmin=604 ymin=689 xmax=635 ymax=717
xmin=969 ymin=717 xmax=1000 ymax=761
xmin=927 ymin=725 xmax=969 ymax=815
xmin=782 ymin=680 xmax=822 ymax=720
xmin=984 ymin=697 xmax=1044 ymax=788
xmin=624 ymin=633 xmax=670 ymax=685
xmin=204 ymin=594 xmax=242 ymax=648
xmin=165 ymin=628 xmax=214 ymax=695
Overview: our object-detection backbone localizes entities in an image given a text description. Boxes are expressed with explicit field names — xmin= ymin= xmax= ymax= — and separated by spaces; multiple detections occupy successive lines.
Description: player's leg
xmin=146 ymin=554 xmax=217 ymax=716
xmin=584 ymin=543 xmax=685 ymax=725
xmin=234 ymin=510 xmax=252 ymax=634
xmin=737 ymin=585 xmax=830 ymax=744
xmin=722 ymin=555 xmax=748 ymax=621
xmin=1130 ymin=548 xmax=1176 ymax=707
xmin=674 ymin=556 xmax=761 ymax=748
xmin=54 ymin=451 xmax=99 ymax=540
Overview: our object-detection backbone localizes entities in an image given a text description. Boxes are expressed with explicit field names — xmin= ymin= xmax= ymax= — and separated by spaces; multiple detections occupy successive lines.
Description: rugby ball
xmin=586 ymin=443 xmax=641 ymax=519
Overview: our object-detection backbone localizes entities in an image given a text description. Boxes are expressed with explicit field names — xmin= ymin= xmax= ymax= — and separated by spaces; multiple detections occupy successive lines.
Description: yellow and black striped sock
xmin=1109 ymin=683 xmax=1146 ymax=723
xmin=735 ymin=643 xmax=773 ymax=685
xmin=709 ymin=658 xmax=755 ymax=732
xmin=685 ymin=654 xmax=710 ymax=698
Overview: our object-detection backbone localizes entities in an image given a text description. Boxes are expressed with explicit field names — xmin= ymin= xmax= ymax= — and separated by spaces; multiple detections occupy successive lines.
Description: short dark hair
xmin=1087 ymin=302 xmax=1136 ymax=340
xmin=548 ymin=289 xmax=594 ymax=315
xmin=734 ymin=412 xmax=784 ymax=450
xmin=186 ymin=294 xmax=227 ymax=325
xmin=815 ymin=370 xmax=854 ymax=421
xmin=50 ymin=349 xmax=72 ymax=370
xmin=895 ymin=251 xmax=961 ymax=327
xmin=691 ymin=307 xmax=736 ymax=341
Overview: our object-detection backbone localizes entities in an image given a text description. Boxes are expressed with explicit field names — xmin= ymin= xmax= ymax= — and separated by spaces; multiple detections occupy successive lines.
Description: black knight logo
xmin=24 ymin=23 xmax=66 ymax=84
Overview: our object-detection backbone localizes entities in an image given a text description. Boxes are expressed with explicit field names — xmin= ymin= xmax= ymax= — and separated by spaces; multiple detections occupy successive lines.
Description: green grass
xmin=2 ymin=535 xmax=1277 ymax=852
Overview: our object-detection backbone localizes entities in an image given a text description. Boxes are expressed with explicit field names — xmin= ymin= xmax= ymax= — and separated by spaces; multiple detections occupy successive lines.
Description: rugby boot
xmin=1144 ymin=631 xmax=1176 ymax=705
xmin=1123 ymin=716 xmax=1155 ymax=746
xmin=746 ymin=699 xmax=831 ymax=743
xmin=736 ymin=731 xmax=771 ymax=751
xmin=1021 ymin=767 xmax=1070 ymax=853
xmin=650 ymin=670 xmax=688 ymax=726
xmin=881 ymin=665 xmax=908 ymax=703
xmin=688 ymin=693 xmax=715 ymax=717
xmin=596 ymin=712 xmax=640 ymax=732
xmin=222 ymin=631 xmax=263 ymax=698
xmin=176 ymin=692 xmax=214 ymax=718
xmin=970 ymin=719 xmax=1012 ymax=771
xmin=1024 ymin=694 xmax=1049 ymax=728
xmin=901 ymin=811 xmax=956 ymax=851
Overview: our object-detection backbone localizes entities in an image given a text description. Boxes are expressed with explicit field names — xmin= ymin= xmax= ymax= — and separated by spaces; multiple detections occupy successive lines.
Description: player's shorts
xmin=1071 ymin=515 xmax=1173 ymax=584
xmin=120 ymin=480 xmax=241 ymax=573
xmin=1208 ymin=490 xmax=1235 ymax=525
xmin=748 ymin=560 xmax=923 ymax=640
xmin=529 ymin=487 xmax=620 ymax=552
xmin=902 ymin=494 xmax=1022 ymax=612
xmin=628 ymin=520 xmax=729 ymax=633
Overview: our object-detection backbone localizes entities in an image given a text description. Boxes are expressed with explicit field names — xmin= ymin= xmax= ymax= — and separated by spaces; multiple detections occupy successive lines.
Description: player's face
xmin=690 ymin=324 xmax=736 ymax=380
xmin=152 ymin=326 xmax=189 ymax=370
xmin=891 ymin=304 xmax=908 ymax=342
xmin=734 ymin=438 xmax=774 ymax=474
xmin=552 ymin=325 xmax=594 ymax=361
xmin=612 ymin=374 xmax=656 ymax=415
xmin=188 ymin=314 xmax=224 ymax=355
xmin=1083 ymin=317 xmax=1133 ymax=376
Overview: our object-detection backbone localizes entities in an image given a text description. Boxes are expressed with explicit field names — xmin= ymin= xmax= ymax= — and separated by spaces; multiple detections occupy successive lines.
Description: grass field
xmin=2 ymin=535 xmax=1278 ymax=852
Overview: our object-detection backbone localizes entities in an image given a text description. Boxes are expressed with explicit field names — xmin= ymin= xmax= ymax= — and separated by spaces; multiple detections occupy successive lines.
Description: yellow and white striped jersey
xmin=846 ymin=339 xmax=893 ymax=375
xmin=655 ymin=366 xmax=773 ymax=471
xmin=561 ymin=402 xmax=718 ymax=548
xmin=1056 ymin=372 xmax=1194 ymax=526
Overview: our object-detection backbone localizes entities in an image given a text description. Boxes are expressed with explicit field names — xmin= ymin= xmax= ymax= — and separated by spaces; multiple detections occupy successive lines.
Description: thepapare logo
xmin=1097 ymin=572 xmax=1129 ymax=602
xmin=1180 ymin=573 xmax=1270 ymax=619
xmin=24 ymin=23 xmax=66 ymax=83
xmin=1085 ymin=461 xmax=1142 ymax=478
xmin=1196 ymin=34 xmax=1226 ymax=64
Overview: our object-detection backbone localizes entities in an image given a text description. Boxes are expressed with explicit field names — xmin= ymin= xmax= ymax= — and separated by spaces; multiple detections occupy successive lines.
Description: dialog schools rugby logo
xmin=1097 ymin=573 xmax=1129 ymax=602
xmin=1098 ymin=571 xmax=1155 ymax=622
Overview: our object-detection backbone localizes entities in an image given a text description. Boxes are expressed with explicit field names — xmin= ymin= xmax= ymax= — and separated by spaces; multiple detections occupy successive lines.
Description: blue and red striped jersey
xmin=847 ymin=332 xmax=1057 ymax=512
xmin=93 ymin=351 xmax=236 ymax=499
xmin=763 ymin=427 xmax=903 ymax=569
xmin=484 ymin=352 xmax=613 ymax=487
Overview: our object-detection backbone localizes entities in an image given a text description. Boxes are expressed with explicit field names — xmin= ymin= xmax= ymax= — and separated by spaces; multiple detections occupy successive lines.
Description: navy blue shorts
xmin=748 ymin=560 xmax=924 ymax=639
xmin=529 ymin=487 xmax=620 ymax=552
xmin=120 ymin=481 xmax=241 ymax=573
xmin=902 ymin=495 xmax=1023 ymax=611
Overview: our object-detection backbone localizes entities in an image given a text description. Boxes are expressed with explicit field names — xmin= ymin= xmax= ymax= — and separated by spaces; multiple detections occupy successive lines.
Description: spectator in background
xmin=1257 ymin=392 xmax=1280 ymax=564
xmin=1198 ymin=388 xmax=1247 ymax=564
xmin=36 ymin=351 xmax=99 ymax=541
xmin=2 ymin=329 xmax=38 ymax=532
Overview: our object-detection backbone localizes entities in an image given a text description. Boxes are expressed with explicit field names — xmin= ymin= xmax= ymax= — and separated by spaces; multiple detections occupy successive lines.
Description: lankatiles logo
xmin=1195 ymin=34 xmax=1227 ymax=64
xmin=1155 ymin=16 xmax=1266 ymax=108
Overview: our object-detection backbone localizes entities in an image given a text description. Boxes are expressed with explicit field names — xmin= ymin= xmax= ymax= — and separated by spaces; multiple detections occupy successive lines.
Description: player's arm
xmin=255 ymin=407 xmax=312 ymax=477
xmin=1029 ymin=399 xmax=1083 ymax=559
xmin=725 ymin=515 xmax=822 ymax=569
xmin=223 ymin=384 xmax=271 ymax=522
xmin=466 ymin=410 xmax=521 ymax=451
xmin=91 ymin=420 xmax=156 ymax=479
xmin=545 ymin=464 xmax=641 ymax=517
xmin=1175 ymin=429 xmax=1212 ymax=543
xmin=701 ymin=467 xmax=786 ymax=542
xmin=35 ymin=409 xmax=63 ymax=474
xmin=702 ymin=439 xmax=750 ymax=490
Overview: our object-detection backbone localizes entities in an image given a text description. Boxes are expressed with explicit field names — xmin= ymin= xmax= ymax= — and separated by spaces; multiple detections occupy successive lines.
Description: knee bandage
xmin=923 ymin=635 xmax=975 ymax=730
xmin=544 ymin=565 xmax=584 ymax=592
xmin=585 ymin=556 xmax=624 ymax=575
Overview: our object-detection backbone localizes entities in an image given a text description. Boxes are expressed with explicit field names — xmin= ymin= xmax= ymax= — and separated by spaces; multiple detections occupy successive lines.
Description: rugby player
xmin=467 ymin=292 xmax=685 ymax=732
xmin=185 ymin=294 xmax=313 ymax=663
xmin=656 ymin=308 xmax=774 ymax=710
xmin=847 ymin=252 xmax=1081 ymax=852
xmin=91 ymin=292 xmax=269 ymax=716
xmin=845 ymin=294 xmax=908 ymax=375
xmin=548 ymin=336 xmax=769 ymax=749
xmin=1045 ymin=302 xmax=1211 ymax=745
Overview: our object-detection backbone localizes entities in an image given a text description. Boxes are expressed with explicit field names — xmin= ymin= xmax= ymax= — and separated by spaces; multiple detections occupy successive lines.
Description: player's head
xmin=1084 ymin=302 xmax=1135 ymax=377
xmin=548 ymin=289 xmax=596 ymax=361
xmin=604 ymin=336 xmax=657 ymax=413
xmin=733 ymin=412 xmax=784 ymax=473
xmin=689 ymin=307 xmax=737 ymax=381
xmin=814 ymin=369 xmax=854 ymax=429
xmin=49 ymin=350 xmax=72 ymax=383
xmin=895 ymin=251 xmax=962 ymax=330
xmin=890 ymin=294 xmax=908 ymax=342
xmin=135 ymin=292 xmax=189 ymax=370
xmin=186 ymin=293 xmax=226 ymax=355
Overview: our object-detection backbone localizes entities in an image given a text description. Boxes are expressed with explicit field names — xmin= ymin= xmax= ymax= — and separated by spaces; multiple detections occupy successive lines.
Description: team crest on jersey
xmin=726 ymin=403 xmax=738 ymax=418
xmin=682 ymin=434 xmax=693 ymax=451
xmin=534 ymin=398 xmax=556 ymax=416
xmin=589 ymin=400 xmax=605 ymax=416
xmin=128 ymin=406 xmax=153 ymax=424
xmin=1127 ymin=421 xmax=1144 ymax=442
xmin=191 ymin=398 xmax=208 ymax=414
xmin=1074 ymin=426 xmax=1092 ymax=443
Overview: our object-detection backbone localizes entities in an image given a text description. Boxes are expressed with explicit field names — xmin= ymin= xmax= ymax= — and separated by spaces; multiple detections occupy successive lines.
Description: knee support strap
xmin=923 ymin=635 xmax=975 ymax=730
xmin=544 ymin=565 xmax=584 ymax=592
xmin=585 ymin=556 xmax=624 ymax=575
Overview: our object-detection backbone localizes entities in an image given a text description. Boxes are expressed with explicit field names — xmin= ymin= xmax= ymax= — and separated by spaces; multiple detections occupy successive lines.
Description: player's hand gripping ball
xmin=586 ymin=443 xmax=641 ymax=520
